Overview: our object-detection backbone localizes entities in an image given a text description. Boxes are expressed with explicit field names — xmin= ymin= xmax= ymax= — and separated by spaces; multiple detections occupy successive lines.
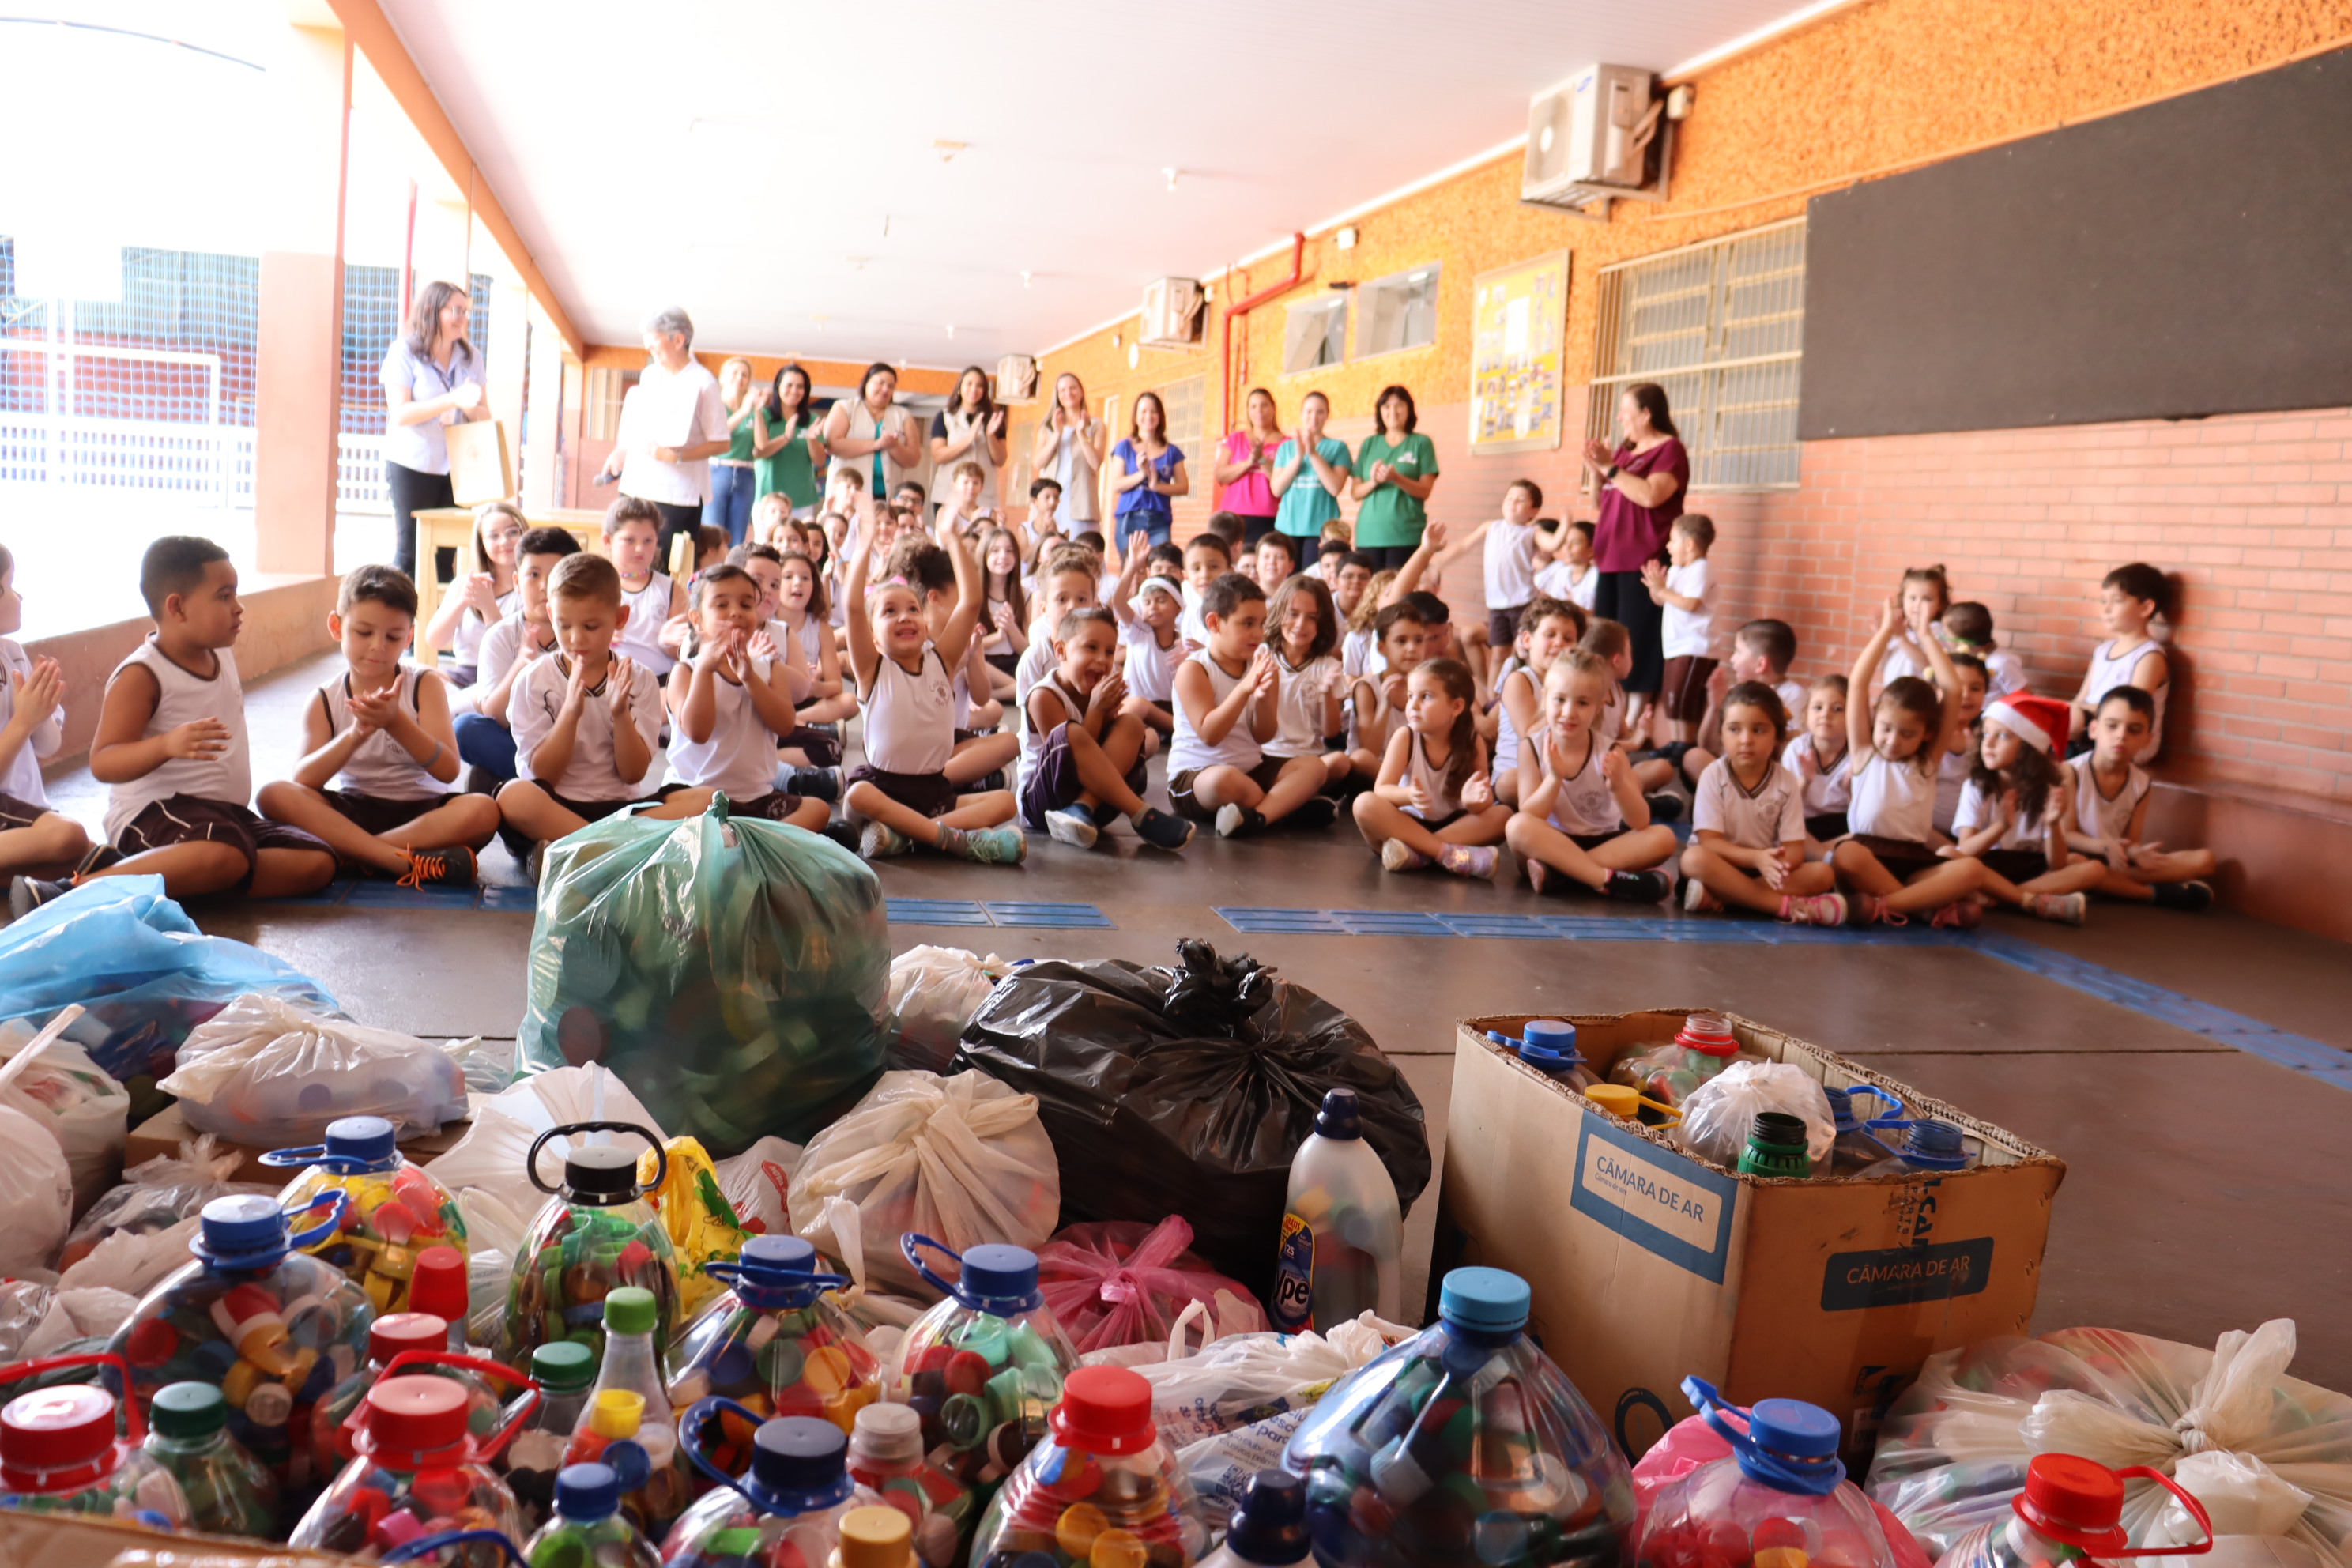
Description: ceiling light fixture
xmin=1163 ymin=167 xmax=1180 ymax=191
xmin=1020 ymin=270 xmax=1033 ymax=288
xmin=932 ymin=139 xmax=967 ymax=162
xmin=944 ymin=324 xmax=956 ymax=338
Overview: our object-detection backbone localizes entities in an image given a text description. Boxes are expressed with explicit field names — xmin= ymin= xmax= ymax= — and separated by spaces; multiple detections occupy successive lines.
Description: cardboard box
xmin=123 ymin=1101 xmax=479 ymax=1183
xmin=1430 ymin=1010 xmax=2064 ymax=1464
xmin=444 ymin=417 xmax=514 ymax=506
xmin=0 ymin=1510 xmax=364 ymax=1568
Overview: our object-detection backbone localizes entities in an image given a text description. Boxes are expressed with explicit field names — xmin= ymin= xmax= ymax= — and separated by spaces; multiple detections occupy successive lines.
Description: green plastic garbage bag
xmin=517 ymin=796 xmax=889 ymax=1151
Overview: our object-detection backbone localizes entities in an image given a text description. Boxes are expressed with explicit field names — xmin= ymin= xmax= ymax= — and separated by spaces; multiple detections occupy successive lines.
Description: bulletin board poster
xmin=1469 ymin=251 xmax=1570 ymax=455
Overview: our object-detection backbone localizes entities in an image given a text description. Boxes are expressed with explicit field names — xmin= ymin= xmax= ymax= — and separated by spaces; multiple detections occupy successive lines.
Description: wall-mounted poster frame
xmin=1468 ymin=250 xmax=1570 ymax=455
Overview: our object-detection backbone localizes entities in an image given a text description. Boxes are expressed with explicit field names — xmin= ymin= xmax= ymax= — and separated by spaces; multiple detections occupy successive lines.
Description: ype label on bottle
xmin=1270 ymin=1212 xmax=1315 ymax=1331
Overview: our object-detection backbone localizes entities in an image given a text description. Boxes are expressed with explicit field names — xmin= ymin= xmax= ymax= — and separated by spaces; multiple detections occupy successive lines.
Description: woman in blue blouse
xmin=1109 ymin=390 xmax=1190 ymax=548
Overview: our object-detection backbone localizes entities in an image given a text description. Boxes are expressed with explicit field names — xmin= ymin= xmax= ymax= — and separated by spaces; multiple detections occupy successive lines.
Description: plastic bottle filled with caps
xmin=661 ymin=1412 xmax=882 ymax=1568
xmin=967 ymin=1365 xmax=1208 ymax=1568
xmin=665 ymin=1236 xmax=883 ymax=1434
xmin=504 ymin=1124 xmax=684 ymax=1368
xmin=144 ymin=1379 xmax=281 ymax=1536
xmin=0 ymin=1355 xmax=191 ymax=1528
xmin=263 ymin=1116 xmax=470 ymax=1313
xmin=290 ymin=1370 xmax=537 ymax=1568
xmin=526 ymin=1461 xmax=662 ymax=1568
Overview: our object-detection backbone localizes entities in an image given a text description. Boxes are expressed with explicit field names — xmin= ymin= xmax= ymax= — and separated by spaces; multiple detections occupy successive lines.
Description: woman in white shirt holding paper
xmin=599 ymin=306 xmax=734 ymax=562
xmin=380 ymin=281 xmax=490 ymax=583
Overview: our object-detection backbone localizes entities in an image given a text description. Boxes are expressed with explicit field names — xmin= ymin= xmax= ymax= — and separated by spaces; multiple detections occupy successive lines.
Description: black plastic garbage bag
xmin=952 ymin=939 xmax=1427 ymax=1298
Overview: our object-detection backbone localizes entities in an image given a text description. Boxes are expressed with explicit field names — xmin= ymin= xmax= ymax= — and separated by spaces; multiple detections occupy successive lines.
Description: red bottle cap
xmin=409 ymin=1248 xmax=469 ymax=1325
xmin=358 ymin=1374 xmax=473 ymax=1461
xmin=2015 ymin=1453 xmax=2129 ymax=1553
xmin=0 ymin=1386 xmax=122 ymax=1493
xmin=1676 ymin=1013 xmax=1740 ymax=1057
xmin=370 ymin=1313 xmax=451 ymax=1366
xmin=1047 ymin=1366 xmax=1156 ymax=1457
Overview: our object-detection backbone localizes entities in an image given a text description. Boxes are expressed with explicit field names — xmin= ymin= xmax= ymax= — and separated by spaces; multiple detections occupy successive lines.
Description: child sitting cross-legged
xmin=496 ymin=554 xmax=715 ymax=869
xmin=1679 ymin=683 xmax=1846 ymax=924
xmin=1351 ymin=657 xmax=1510 ymax=878
xmin=254 ymin=566 xmax=499 ymax=886
xmin=1344 ymin=601 xmax=1429 ymax=780
xmin=1504 ymin=650 xmax=1679 ymax=901
xmin=887 ymin=537 xmax=1019 ymax=793
xmin=664 ymin=564 xmax=835 ymax=836
xmin=1020 ymin=607 xmax=1194 ymax=852
xmin=1785 ymin=673 xmax=1853 ymax=855
xmin=1114 ymin=571 xmax=1188 ymax=741
xmin=842 ymin=525 xmax=1024 ymax=863
xmin=1167 ymin=572 xmax=1336 ymax=839
xmin=1264 ymin=574 xmax=1352 ymax=794
xmin=2063 ymin=686 xmax=2216 ymax=909
xmin=1942 ymin=692 xmax=2102 ymax=925
xmin=1493 ymin=596 xmax=1586 ymax=806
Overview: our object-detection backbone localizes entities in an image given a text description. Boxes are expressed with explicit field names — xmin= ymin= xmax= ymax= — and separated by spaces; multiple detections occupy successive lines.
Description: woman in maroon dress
xmin=1583 ymin=382 xmax=1690 ymax=735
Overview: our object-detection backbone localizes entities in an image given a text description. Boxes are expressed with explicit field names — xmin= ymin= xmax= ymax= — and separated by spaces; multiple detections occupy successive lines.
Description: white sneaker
xmin=1380 ymin=839 xmax=1430 ymax=872
xmin=2030 ymin=891 xmax=2088 ymax=926
xmin=1046 ymin=805 xmax=1099 ymax=850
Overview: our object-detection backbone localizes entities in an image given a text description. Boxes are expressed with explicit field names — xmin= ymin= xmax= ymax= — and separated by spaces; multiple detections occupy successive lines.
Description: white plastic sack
xmin=160 ymin=994 xmax=472 ymax=1144
xmin=788 ymin=1070 xmax=1059 ymax=1297
xmin=453 ymin=1188 xmax=530 ymax=1351
xmin=1674 ymin=1059 xmax=1835 ymax=1170
xmin=806 ymin=1194 xmax=933 ymax=1336
xmin=59 ymin=1216 xmax=202 ymax=1295
xmin=0 ymin=1018 xmax=130 ymax=1215
xmin=886 ymin=947 xmax=1012 ymax=1073
xmin=1177 ymin=1409 xmax=1314 ymax=1535
xmin=715 ymin=1136 xmax=800 ymax=1239
xmin=0 ymin=1102 xmax=74 ymax=1274
xmin=1134 ymin=1306 xmax=1415 ymax=1449
xmin=423 ymin=1063 xmax=667 ymax=1223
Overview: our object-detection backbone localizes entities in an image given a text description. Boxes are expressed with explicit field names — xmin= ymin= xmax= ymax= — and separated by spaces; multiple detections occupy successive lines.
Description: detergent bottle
xmin=1270 ymin=1088 xmax=1402 ymax=1334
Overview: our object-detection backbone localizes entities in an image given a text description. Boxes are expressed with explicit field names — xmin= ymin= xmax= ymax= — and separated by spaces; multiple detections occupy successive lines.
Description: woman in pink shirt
xmin=1584 ymin=381 xmax=1690 ymax=733
xmin=1212 ymin=387 xmax=1286 ymax=549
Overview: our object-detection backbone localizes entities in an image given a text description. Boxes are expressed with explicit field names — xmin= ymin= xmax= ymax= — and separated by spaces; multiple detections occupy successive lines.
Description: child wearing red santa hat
xmin=1943 ymin=692 xmax=2107 ymax=924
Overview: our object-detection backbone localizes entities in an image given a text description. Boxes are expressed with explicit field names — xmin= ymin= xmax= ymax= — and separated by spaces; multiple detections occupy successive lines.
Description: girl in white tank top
xmin=864 ymin=645 xmax=956 ymax=775
xmin=316 ymin=668 xmax=443 ymax=800
xmin=104 ymin=639 xmax=251 ymax=842
xmin=1354 ymin=659 xmax=1506 ymax=876
xmin=1838 ymin=604 xmax=1992 ymax=924
xmin=616 ymin=571 xmax=678 ymax=677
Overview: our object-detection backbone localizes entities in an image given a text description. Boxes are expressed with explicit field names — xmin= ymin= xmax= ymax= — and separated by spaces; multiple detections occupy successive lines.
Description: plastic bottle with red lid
xmin=262 ymin=1116 xmax=469 ymax=1316
xmin=965 ymin=1364 xmax=1208 ymax=1568
xmin=1610 ymin=1013 xmax=1754 ymax=1111
xmin=289 ymin=1354 xmax=543 ymax=1567
xmin=0 ymin=1352 xmax=190 ymax=1527
xmin=1931 ymin=1454 xmax=2213 ymax=1568
xmin=314 ymin=1312 xmax=513 ymax=1465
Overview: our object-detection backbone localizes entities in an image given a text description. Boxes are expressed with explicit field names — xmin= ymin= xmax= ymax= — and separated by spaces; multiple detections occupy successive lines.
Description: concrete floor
xmin=52 ymin=651 xmax=2352 ymax=1389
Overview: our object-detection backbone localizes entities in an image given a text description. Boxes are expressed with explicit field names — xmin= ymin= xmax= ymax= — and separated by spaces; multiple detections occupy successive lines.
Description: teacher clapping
xmin=1582 ymin=381 xmax=1689 ymax=732
xmin=379 ymin=280 xmax=488 ymax=582
xmin=824 ymin=362 xmax=924 ymax=517
xmin=599 ymin=307 xmax=734 ymax=561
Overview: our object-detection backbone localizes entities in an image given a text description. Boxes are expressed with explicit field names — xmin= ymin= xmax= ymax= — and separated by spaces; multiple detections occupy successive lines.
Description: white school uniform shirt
xmin=1401 ymin=733 xmax=1480 ymax=823
xmin=1694 ymin=759 xmax=1806 ymax=850
xmin=1936 ymin=744 xmax=1973 ymax=835
xmin=1340 ymin=627 xmax=1378 ymax=685
xmin=1660 ymin=559 xmax=1713 ymax=659
xmin=511 ymin=654 xmax=665 ymax=801
xmin=616 ymin=571 xmax=678 ymax=677
xmin=317 ymin=668 xmax=445 ymax=801
xmin=2068 ymin=752 xmax=2150 ymax=842
xmin=1952 ymin=776 xmax=2042 ymax=852
xmin=1483 ymin=520 xmax=1537 ymax=612
xmin=1532 ymin=724 xmax=1623 ymax=837
xmin=669 ymin=658 xmax=787 ymax=801
xmin=1178 ymin=582 xmax=1212 ymax=649
xmin=2085 ymin=638 xmax=2167 ymax=762
xmin=1492 ymin=662 xmax=1533 ymax=779
xmin=1121 ymin=619 xmax=1185 ymax=703
xmin=1267 ymin=652 xmax=1342 ymax=759
xmin=1876 ymin=630 xmax=1935 ymax=689
xmin=477 ymin=612 xmax=558 ymax=696
xmin=1014 ymin=632 xmax=1057 ymax=720
xmin=1168 ymin=649 xmax=1262 ymax=776
xmin=1536 ymin=559 xmax=1597 ymax=612
xmin=1775 ymin=679 xmax=1809 ymax=720
xmin=1846 ymin=752 xmax=1937 ymax=845
xmin=1783 ymin=733 xmax=1853 ymax=814
xmin=771 ymin=612 xmax=823 ymax=684
xmin=1020 ymin=669 xmax=1091 ymax=786
xmin=452 ymin=590 xmax=519 ymax=669
xmin=865 ymin=645 xmax=956 ymax=776
xmin=1597 ymin=684 xmax=1626 ymax=748
xmin=104 ymin=640 xmax=251 ymax=842
xmin=1981 ymin=648 xmax=2027 ymax=698
xmin=0 ymin=637 xmax=62 ymax=808
xmin=616 ymin=358 xmax=730 ymax=507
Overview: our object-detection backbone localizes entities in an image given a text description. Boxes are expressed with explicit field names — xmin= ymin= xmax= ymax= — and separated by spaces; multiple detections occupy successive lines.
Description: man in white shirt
xmin=599 ymin=307 xmax=733 ymax=561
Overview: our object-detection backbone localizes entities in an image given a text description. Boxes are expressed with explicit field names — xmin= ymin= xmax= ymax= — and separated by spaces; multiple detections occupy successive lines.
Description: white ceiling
xmin=382 ymin=0 xmax=1814 ymax=365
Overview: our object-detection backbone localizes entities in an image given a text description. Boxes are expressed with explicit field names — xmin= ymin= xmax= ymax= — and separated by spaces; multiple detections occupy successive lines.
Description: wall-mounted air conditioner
xmin=1522 ymin=65 xmax=1669 ymax=218
xmin=995 ymin=355 xmax=1038 ymax=401
xmin=1140 ymin=277 xmax=1206 ymax=349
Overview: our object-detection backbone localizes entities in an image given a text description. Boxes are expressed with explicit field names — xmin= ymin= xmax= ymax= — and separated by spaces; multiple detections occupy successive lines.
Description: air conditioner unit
xmin=1140 ymin=277 xmax=1206 ymax=349
xmin=1522 ymin=65 xmax=1666 ymax=216
xmin=995 ymin=354 xmax=1038 ymax=402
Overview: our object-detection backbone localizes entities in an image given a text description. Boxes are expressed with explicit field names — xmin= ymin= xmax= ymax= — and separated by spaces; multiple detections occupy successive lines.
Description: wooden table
xmin=411 ymin=506 xmax=605 ymax=666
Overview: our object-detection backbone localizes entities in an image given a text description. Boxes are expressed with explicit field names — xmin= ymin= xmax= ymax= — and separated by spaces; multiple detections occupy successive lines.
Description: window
xmin=1587 ymin=218 xmax=1806 ymax=491
xmin=585 ymin=364 xmax=637 ymax=443
xmin=1155 ymin=374 xmax=1204 ymax=455
xmin=1283 ymin=296 xmax=1347 ymax=375
xmin=1358 ymin=265 xmax=1442 ymax=359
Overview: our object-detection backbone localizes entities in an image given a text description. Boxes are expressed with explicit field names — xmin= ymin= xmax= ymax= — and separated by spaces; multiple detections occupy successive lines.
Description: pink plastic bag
xmin=1035 ymin=1215 xmax=1269 ymax=1353
xmin=1634 ymin=1415 xmax=1935 ymax=1568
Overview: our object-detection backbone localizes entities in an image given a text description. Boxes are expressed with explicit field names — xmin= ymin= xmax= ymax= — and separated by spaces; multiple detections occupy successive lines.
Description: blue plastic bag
xmin=517 ymin=796 xmax=890 ymax=1152
xmin=0 ymin=876 xmax=341 ymax=1093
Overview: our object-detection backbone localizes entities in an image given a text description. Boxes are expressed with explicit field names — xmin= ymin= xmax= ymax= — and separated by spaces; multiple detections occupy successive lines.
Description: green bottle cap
xmin=150 ymin=1381 xmax=227 ymax=1439
xmin=603 ymin=1286 xmax=658 ymax=1336
xmin=533 ymin=1340 xmax=597 ymax=1392
xmin=1739 ymin=1111 xmax=1812 ymax=1179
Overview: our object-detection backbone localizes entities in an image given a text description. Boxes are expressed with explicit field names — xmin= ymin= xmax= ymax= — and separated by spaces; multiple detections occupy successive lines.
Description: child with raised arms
xmin=1504 ymin=651 xmax=1679 ymax=901
xmin=1168 ymin=572 xmax=1335 ymax=839
xmin=664 ymin=564 xmax=832 ymax=835
xmin=1264 ymin=573 xmax=1351 ymax=794
xmin=0 ymin=544 xmax=91 ymax=887
xmin=1431 ymin=477 xmax=1541 ymax=654
xmin=1352 ymin=657 xmax=1508 ymax=877
xmin=1679 ymin=683 xmax=1845 ymax=924
xmin=2063 ymin=686 xmax=2214 ymax=908
xmin=1021 ymin=607 xmax=1194 ymax=852
xmin=257 ymin=566 xmax=498 ymax=885
xmin=1874 ymin=564 xmax=1951 ymax=691
xmin=886 ymin=537 xmax=1017 ymax=793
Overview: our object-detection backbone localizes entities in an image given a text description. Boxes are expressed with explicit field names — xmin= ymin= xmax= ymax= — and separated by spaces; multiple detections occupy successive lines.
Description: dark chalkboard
xmin=1799 ymin=48 xmax=2352 ymax=439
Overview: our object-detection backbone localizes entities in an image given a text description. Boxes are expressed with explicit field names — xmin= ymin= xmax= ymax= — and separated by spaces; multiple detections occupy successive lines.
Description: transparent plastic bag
xmin=886 ymin=947 xmax=1011 ymax=1074
xmin=1038 ymin=1216 xmax=1268 ymax=1356
xmin=160 ymin=995 xmax=471 ymax=1144
xmin=714 ymin=1136 xmax=799 ymax=1240
xmin=0 ymin=1020 xmax=130 ymax=1214
xmin=0 ymin=1102 xmax=74 ymax=1273
xmin=1136 ymin=1306 xmax=1412 ymax=1449
xmin=789 ymin=1071 xmax=1059 ymax=1298
xmin=60 ymin=1136 xmax=272 ymax=1294
xmin=424 ymin=1063 xmax=668 ymax=1224
xmin=1864 ymin=1321 xmax=2352 ymax=1568
xmin=1672 ymin=1062 xmax=1836 ymax=1173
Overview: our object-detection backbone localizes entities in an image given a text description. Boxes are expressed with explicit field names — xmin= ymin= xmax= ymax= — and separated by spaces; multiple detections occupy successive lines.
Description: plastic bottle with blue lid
xmin=263 ymin=1115 xmax=469 ymax=1314
xmin=1856 ymin=1121 xmax=1979 ymax=1178
xmin=1284 ymin=1267 xmax=1636 ymax=1568
xmin=662 ymin=1410 xmax=882 ymax=1568
xmin=1821 ymin=1087 xmax=1906 ymax=1177
xmin=1638 ymin=1377 xmax=1895 ymax=1568
xmin=521 ymin=1461 xmax=661 ymax=1568
xmin=1487 ymin=1020 xmax=1600 ymax=1091
xmin=1197 ymin=1470 xmax=1311 ymax=1568
xmin=1270 ymin=1088 xmax=1402 ymax=1335
xmin=0 ymin=1352 xmax=191 ymax=1528
xmin=664 ymin=1234 xmax=883 ymax=1434
xmin=890 ymin=1235 xmax=1080 ymax=1502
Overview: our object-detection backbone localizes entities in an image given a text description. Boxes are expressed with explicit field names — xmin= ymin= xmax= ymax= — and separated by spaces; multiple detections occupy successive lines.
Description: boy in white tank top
xmin=11 ymin=537 xmax=337 ymax=915
xmin=2063 ymin=686 xmax=2216 ymax=910
xmin=2068 ymin=562 xmax=2172 ymax=763
xmin=664 ymin=564 xmax=836 ymax=839
xmin=604 ymin=498 xmax=685 ymax=677
xmin=254 ymin=567 xmax=499 ymax=886
xmin=1020 ymin=608 xmax=1193 ymax=852
xmin=1167 ymin=573 xmax=1335 ymax=839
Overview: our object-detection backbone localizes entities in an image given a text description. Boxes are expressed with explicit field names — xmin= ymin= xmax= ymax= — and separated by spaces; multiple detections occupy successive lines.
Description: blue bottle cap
xmin=323 ymin=1116 xmax=398 ymax=1165
xmin=555 ymin=1462 xmax=620 ymax=1522
xmin=1747 ymin=1397 xmax=1841 ymax=1459
xmin=1438 ymin=1267 xmax=1529 ymax=1334
xmin=1224 ymin=1469 xmax=1310 ymax=1565
xmin=1314 ymin=1087 xmax=1363 ymax=1140
xmin=1523 ymin=1020 xmax=1577 ymax=1056
xmin=193 ymin=1194 xmax=290 ymax=1268
xmin=1823 ymin=1087 xmax=1857 ymax=1132
xmin=748 ymin=1415 xmax=853 ymax=1514
xmin=956 ymin=1244 xmax=1042 ymax=1311
xmin=1903 ymin=1120 xmax=1970 ymax=1170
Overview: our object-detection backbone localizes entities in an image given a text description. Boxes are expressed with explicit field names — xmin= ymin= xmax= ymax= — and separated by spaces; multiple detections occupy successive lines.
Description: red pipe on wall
xmin=1216 ymin=232 xmax=1306 ymax=495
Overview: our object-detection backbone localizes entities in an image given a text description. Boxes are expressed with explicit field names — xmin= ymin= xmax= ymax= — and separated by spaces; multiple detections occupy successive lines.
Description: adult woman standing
xmin=1109 ymin=390 xmax=1189 ymax=548
xmin=1029 ymin=372 xmax=1106 ymax=533
xmin=379 ymin=280 xmax=488 ymax=582
xmin=1351 ymin=384 xmax=1441 ymax=571
xmin=1582 ymin=381 xmax=1689 ymax=728
xmin=930 ymin=365 xmax=1008 ymax=512
xmin=706 ymin=357 xmax=761 ymax=546
xmin=1272 ymin=391 xmax=1353 ymax=569
xmin=1213 ymin=387 xmax=1284 ymax=548
xmin=823 ymin=361 xmax=922 ymax=511
xmin=751 ymin=362 xmax=826 ymax=522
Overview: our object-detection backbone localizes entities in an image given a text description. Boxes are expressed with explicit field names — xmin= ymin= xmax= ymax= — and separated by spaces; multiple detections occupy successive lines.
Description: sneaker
xmin=1288 ymin=797 xmax=1340 ymax=831
xmin=1644 ymin=792 xmax=1686 ymax=823
xmin=2154 ymin=879 xmax=2215 ymax=912
xmin=1381 ymin=839 xmax=1431 ymax=873
xmin=1777 ymin=891 xmax=1848 ymax=925
xmin=1683 ymin=879 xmax=1725 ymax=914
xmin=786 ymin=765 xmax=842 ymax=802
xmin=943 ymin=824 xmax=1027 ymax=865
xmin=1046 ymin=804 xmax=1099 ymax=850
xmin=1930 ymin=896 xmax=1984 ymax=930
xmin=398 ymin=846 xmax=477 ymax=889
xmin=859 ymin=820 xmax=914 ymax=859
xmin=974 ymin=770 xmax=1008 ymax=793
xmin=524 ymin=842 xmax=547 ymax=887
xmin=2029 ymin=891 xmax=2089 ymax=926
xmin=8 ymin=876 xmax=72 ymax=922
xmin=1215 ymin=803 xmax=1266 ymax=839
xmin=1604 ymin=868 xmax=1673 ymax=903
xmin=1130 ymin=808 xmax=1195 ymax=851
xmin=1856 ymin=894 xmax=1907 ymax=926
xmin=1438 ymin=844 xmax=1497 ymax=879
xmin=820 ymin=821 xmax=862 ymax=854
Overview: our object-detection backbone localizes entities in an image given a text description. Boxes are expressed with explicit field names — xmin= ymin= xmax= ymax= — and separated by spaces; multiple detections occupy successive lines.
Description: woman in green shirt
xmin=1351 ymin=384 xmax=1441 ymax=569
xmin=751 ymin=362 xmax=827 ymax=522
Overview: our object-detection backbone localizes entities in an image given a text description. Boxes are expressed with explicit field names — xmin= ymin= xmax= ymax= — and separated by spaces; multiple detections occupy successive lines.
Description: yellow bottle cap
xmin=588 ymin=1388 xmax=644 ymax=1438
xmin=833 ymin=1506 xmax=914 ymax=1568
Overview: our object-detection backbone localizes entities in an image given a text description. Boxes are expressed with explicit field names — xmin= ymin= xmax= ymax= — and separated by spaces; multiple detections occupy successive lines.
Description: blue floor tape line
xmin=885 ymin=899 xmax=995 ymax=927
xmin=984 ymin=901 xmax=1116 ymax=929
